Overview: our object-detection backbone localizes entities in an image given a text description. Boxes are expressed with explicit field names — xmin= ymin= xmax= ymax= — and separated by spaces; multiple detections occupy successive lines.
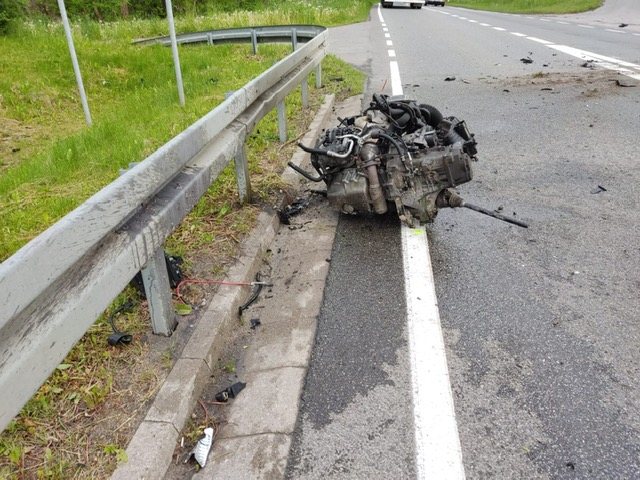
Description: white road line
xmin=390 ymin=61 xmax=403 ymax=96
xmin=387 ymin=40 xmax=393 ymax=46
xmin=549 ymin=44 xmax=640 ymax=80
xmin=438 ymin=7 xmax=639 ymax=81
xmin=379 ymin=5 xmax=465 ymax=478
xmin=385 ymin=32 xmax=391 ymax=38
xmin=388 ymin=49 xmax=397 ymax=57
xmin=527 ymin=36 xmax=554 ymax=45
xmin=402 ymin=226 xmax=466 ymax=480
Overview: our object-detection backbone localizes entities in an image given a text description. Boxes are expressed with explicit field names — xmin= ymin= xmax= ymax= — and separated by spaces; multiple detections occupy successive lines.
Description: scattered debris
xmin=278 ymin=198 xmax=309 ymax=225
xmin=541 ymin=87 xmax=553 ymax=91
xmin=215 ymin=382 xmax=247 ymax=402
xmin=107 ymin=301 xmax=134 ymax=346
xmin=581 ymin=60 xmax=596 ymax=69
xmin=238 ymin=273 xmax=272 ymax=316
xmin=591 ymin=185 xmax=607 ymax=194
xmin=619 ymin=23 xmax=628 ymax=28
xmin=175 ymin=303 xmax=193 ymax=316
xmin=186 ymin=427 xmax=214 ymax=468
xmin=614 ymin=79 xmax=636 ymax=87
xmin=566 ymin=462 xmax=576 ymax=470
xmin=445 ymin=76 xmax=456 ymax=81
xmin=503 ymin=89 xmax=510 ymax=93
xmin=250 ymin=318 xmax=262 ymax=330
xmin=521 ymin=57 xmax=533 ymax=64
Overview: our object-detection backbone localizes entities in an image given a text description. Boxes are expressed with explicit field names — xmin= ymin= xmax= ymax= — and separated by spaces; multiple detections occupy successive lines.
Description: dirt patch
xmin=0 ymin=113 xmax=34 ymax=172
xmin=481 ymin=68 xmax=638 ymax=97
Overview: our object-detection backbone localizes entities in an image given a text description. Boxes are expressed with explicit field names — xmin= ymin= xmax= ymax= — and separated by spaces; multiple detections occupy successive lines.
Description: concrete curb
xmin=111 ymin=94 xmax=336 ymax=480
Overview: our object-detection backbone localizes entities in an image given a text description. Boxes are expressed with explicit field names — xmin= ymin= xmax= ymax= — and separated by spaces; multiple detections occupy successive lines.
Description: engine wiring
xmin=175 ymin=274 xmax=272 ymax=316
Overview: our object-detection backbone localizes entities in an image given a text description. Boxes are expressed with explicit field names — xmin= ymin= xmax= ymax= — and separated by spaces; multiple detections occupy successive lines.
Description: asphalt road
xmin=288 ymin=2 xmax=640 ymax=478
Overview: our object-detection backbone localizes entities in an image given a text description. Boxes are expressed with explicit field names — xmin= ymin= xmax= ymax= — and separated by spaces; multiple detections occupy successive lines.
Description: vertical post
xmin=251 ymin=29 xmax=258 ymax=55
xmin=315 ymin=63 xmax=322 ymax=89
xmin=234 ymin=143 xmax=252 ymax=204
xmin=291 ymin=27 xmax=298 ymax=51
xmin=165 ymin=0 xmax=185 ymax=106
xmin=301 ymin=78 xmax=309 ymax=108
xmin=277 ymin=100 xmax=287 ymax=143
xmin=142 ymin=249 xmax=177 ymax=336
xmin=57 ymin=0 xmax=92 ymax=127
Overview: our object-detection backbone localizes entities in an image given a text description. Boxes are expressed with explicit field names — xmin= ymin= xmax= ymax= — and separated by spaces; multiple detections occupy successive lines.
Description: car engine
xmin=290 ymin=94 xmax=527 ymax=228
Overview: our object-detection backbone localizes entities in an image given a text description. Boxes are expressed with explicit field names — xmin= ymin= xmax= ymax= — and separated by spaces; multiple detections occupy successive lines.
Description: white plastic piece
xmin=189 ymin=427 xmax=214 ymax=468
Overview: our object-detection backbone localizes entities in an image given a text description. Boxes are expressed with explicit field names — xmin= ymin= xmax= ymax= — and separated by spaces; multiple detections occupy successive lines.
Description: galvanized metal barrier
xmin=0 ymin=25 xmax=327 ymax=432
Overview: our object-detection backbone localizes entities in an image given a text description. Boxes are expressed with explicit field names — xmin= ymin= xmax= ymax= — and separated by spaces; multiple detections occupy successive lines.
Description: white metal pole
xmin=57 ymin=0 xmax=92 ymax=126
xmin=165 ymin=0 xmax=185 ymax=106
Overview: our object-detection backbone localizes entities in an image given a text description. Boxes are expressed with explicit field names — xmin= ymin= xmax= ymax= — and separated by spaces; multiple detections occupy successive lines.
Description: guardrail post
xmin=142 ymin=249 xmax=177 ymax=336
xmin=291 ymin=27 xmax=298 ymax=51
xmin=234 ymin=143 xmax=252 ymax=204
xmin=277 ymin=100 xmax=287 ymax=142
xmin=251 ymin=29 xmax=258 ymax=55
xmin=301 ymin=78 xmax=309 ymax=108
xmin=315 ymin=64 xmax=322 ymax=88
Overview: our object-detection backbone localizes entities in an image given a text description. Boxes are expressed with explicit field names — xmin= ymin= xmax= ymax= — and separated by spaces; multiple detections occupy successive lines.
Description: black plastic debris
xmin=591 ymin=185 xmax=607 ymax=194
xmin=278 ymin=198 xmax=310 ymax=225
xmin=520 ymin=57 xmax=533 ymax=64
xmin=619 ymin=23 xmax=628 ymax=28
xmin=250 ymin=318 xmax=262 ymax=330
xmin=215 ymin=382 xmax=247 ymax=402
xmin=107 ymin=301 xmax=134 ymax=346
xmin=444 ymin=76 xmax=456 ymax=81
xmin=581 ymin=60 xmax=595 ymax=69
xmin=239 ymin=273 xmax=268 ymax=316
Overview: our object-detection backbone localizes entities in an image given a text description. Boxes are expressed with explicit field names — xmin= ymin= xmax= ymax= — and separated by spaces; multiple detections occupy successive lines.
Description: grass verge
xmin=0 ymin=4 xmax=369 ymax=478
xmin=448 ymin=0 xmax=602 ymax=14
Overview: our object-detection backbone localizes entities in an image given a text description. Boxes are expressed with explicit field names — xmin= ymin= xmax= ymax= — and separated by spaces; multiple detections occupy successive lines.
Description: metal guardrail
xmin=0 ymin=25 xmax=327 ymax=432
xmin=134 ymin=25 xmax=327 ymax=54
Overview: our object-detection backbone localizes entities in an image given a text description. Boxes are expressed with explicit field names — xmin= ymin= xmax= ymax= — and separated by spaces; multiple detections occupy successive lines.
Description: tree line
xmin=1 ymin=0 xmax=270 ymax=32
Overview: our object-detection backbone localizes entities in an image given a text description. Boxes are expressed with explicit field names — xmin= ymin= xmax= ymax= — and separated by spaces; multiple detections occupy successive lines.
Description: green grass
xmin=0 ymin=1 xmax=375 ymax=262
xmin=0 ymin=2 xmax=369 ymax=477
xmin=448 ymin=0 xmax=602 ymax=14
